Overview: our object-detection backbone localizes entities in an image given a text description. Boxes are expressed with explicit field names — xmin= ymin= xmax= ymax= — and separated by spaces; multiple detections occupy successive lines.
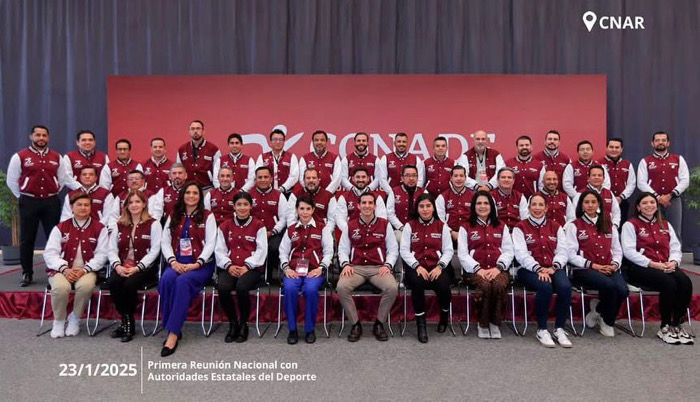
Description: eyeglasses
xmin=403 ymin=174 xmax=418 ymax=178
xmin=271 ymin=138 xmax=285 ymax=143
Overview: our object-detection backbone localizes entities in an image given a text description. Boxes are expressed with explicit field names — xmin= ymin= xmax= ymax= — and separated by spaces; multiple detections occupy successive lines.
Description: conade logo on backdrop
xmin=107 ymin=75 xmax=607 ymax=161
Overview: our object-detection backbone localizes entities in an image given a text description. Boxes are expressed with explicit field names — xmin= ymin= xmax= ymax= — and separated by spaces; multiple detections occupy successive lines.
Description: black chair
xmin=274 ymin=267 xmax=333 ymax=339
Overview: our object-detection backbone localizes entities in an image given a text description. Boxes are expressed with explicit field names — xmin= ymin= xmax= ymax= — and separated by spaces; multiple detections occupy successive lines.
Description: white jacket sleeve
xmin=99 ymin=164 xmax=113 ymax=191
xmin=214 ymin=228 xmax=230 ymax=269
xmin=369 ymin=156 xmax=382 ymax=191
xmin=340 ymin=157 xmax=352 ymax=190
xmin=399 ymin=223 xmax=418 ymax=268
xmin=335 ymin=196 xmax=348 ymax=235
xmin=610 ymin=196 xmax=621 ymax=228
xmin=667 ymin=224 xmax=683 ymax=265
xmin=161 ymin=217 xmax=175 ymax=262
xmin=211 ymin=150 xmax=222 ymax=188
xmin=384 ymin=221 xmax=399 ymax=267
xmin=85 ymin=227 xmax=109 ymax=272
xmin=565 ymin=197 xmax=576 ymax=223
xmin=562 ymin=164 xmax=577 ymax=198
xmin=242 ymin=158 xmax=256 ymax=192
xmin=148 ymin=189 xmax=164 ymax=221
xmin=212 ymin=158 xmax=221 ymax=186
xmin=6 ymin=154 xmax=21 ymax=198
xmin=100 ymin=193 xmax=116 ymax=227
xmin=327 ymin=156 xmax=342 ymax=194
xmin=436 ymin=194 xmax=448 ymax=224
xmin=244 ymin=226 xmax=268 ymax=270
xmin=512 ymin=227 xmax=539 ymax=272
xmin=320 ymin=225 xmax=334 ymax=269
xmin=518 ymin=195 xmax=528 ymax=220
xmin=564 ymin=221 xmax=589 ymax=269
xmin=385 ymin=189 xmax=404 ymax=230
xmin=63 ymin=155 xmax=76 ymax=181
xmin=273 ymin=193 xmax=287 ymax=234
xmin=455 ymin=154 xmax=479 ymax=190
xmin=621 ymin=162 xmax=636 ymax=200
xmin=286 ymin=194 xmax=298 ymax=227
xmin=280 ymin=154 xmax=299 ymax=193
xmin=496 ymin=225 xmax=514 ymax=270
xmin=636 ymin=159 xmax=654 ymax=194
xmin=325 ymin=198 xmax=337 ymax=231
xmin=603 ymin=165 xmax=611 ymax=190
xmin=60 ymin=194 xmax=72 ymax=222
xmin=44 ymin=227 xmax=69 ymax=272
xmin=138 ymin=220 xmax=163 ymax=270
xmin=553 ymin=227 xmax=569 ymax=270
xmin=487 ymin=154 xmax=506 ymax=190
xmin=204 ymin=192 xmax=212 ymax=210
xmin=298 ymin=157 xmax=307 ymax=184
xmin=416 ymin=157 xmax=425 ymax=187
xmin=107 ymin=228 xmax=120 ymax=269
xmin=338 ymin=227 xmax=351 ymax=267
xmin=611 ymin=229 xmax=622 ymax=268
xmin=457 ymin=226 xmax=480 ymax=273
xmin=439 ymin=223 xmax=454 ymax=267
xmin=58 ymin=155 xmax=80 ymax=190
xmin=673 ymin=155 xmax=690 ymax=196
xmin=279 ymin=229 xmax=292 ymax=268
xmin=621 ymin=222 xmax=650 ymax=267
xmin=376 ymin=155 xmax=389 ymax=192
xmin=195 ymin=213 xmax=217 ymax=265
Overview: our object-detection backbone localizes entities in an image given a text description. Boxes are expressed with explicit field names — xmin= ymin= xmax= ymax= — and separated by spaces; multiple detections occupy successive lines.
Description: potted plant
xmin=684 ymin=165 xmax=700 ymax=264
xmin=0 ymin=170 xmax=21 ymax=265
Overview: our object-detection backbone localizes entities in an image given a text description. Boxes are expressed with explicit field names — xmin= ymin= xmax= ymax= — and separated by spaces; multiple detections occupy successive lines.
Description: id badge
xmin=478 ymin=169 xmax=488 ymax=185
xmin=179 ymin=238 xmax=193 ymax=256
xmin=297 ymin=258 xmax=309 ymax=276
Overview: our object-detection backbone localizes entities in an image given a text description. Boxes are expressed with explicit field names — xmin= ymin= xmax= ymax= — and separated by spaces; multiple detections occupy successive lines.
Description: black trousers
xmin=619 ymin=198 xmax=630 ymax=228
xmin=108 ymin=268 xmax=157 ymax=316
xmin=217 ymin=268 xmax=262 ymax=324
xmin=404 ymin=262 xmax=452 ymax=316
xmin=19 ymin=195 xmax=60 ymax=276
xmin=267 ymin=234 xmax=282 ymax=279
xmin=624 ymin=263 xmax=693 ymax=326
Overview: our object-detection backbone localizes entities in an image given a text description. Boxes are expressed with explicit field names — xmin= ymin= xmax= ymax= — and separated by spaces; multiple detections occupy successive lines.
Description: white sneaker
xmin=489 ymin=323 xmax=502 ymax=339
xmin=675 ymin=326 xmax=693 ymax=345
xmin=65 ymin=313 xmax=80 ymax=337
xmin=585 ymin=299 xmax=600 ymax=328
xmin=598 ymin=317 xmax=615 ymax=337
xmin=536 ymin=329 xmax=555 ymax=348
xmin=51 ymin=320 xmax=65 ymax=338
xmin=477 ymin=325 xmax=491 ymax=339
xmin=657 ymin=325 xmax=680 ymax=344
xmin=553 ymin=328 xmax=572 ymax=348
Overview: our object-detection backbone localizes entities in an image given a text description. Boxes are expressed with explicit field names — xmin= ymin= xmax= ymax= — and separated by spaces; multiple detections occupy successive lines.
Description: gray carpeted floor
xmin=2 ymin=318 xmax=698 ymax=401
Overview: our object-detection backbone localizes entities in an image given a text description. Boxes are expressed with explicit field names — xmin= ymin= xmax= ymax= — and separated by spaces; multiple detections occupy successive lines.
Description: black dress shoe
xmin=373 ymin=320 xmax=388 ymax=341
xmin=163 ymin=332 xmax=183 ymax=346
xmin=111 ymin=317 xmax=126 ymax=339
xmin=121 ymin=314 xmax=135 ymax=343
xmin=287 ymin=330 xmax=299 ymax=345
xmin=416 ymin=315 xmax=428 ymax=343
xmin=235 ymin=323 xmax=249 ymax=343
xmin=348 ymin=322 xmax=362 ymax=342
xmin=305 ymin=331 xmax=316 ymax=344
xmin=225 ymin=321 xmax=240 ymax=343
xmin=20 ymin=274 xmax=32 ymax=287
xmin=437 ymin=310 xmax=449 ymax=333
xmin=160 ymin=340 xmax=179 ymax=357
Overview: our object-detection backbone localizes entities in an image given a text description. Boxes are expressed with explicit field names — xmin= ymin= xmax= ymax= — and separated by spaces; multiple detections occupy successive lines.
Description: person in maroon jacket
xmin=61 ymin=165 xmax=115 ymax=227
xmin=455 ymin=130 xmax=505 ymax=191
xmin=436 ymin=165 xmax=475 ymax=242
xmin=142 ymin=137 xmax=172 ymax=193
xmin=256 ymin=127 xmax=299 ymax=196
xmin=637 ymin=131 xmax=689 ymax=244
xmin=7 ymin=125 xmax=78 ymax=286
xmin=279 ymin=195 xmax=334 ymax=344
xmin=100 ymin=139 xmax=143 ymax=197
xmin=534 ymin=130 xmax=571 ymax=193
xmin=490 ymin=167 xmax=528 ymax=228
xmin=505 ymin=135 xmax=545 ymax=199
xmin=602 ymin=138 xmax=636 ymax=228
xmin=340 ymin=132 xmax=381 ymax=191
xmin=378 ymin=132 xmax=425 ymax=193
xmin=43 ymin=192 xmax=109 ymax=338
xmin=399 ymin=193 xmax=454 ymax=343
xmin=162 ymin=163 xmax=188 ymax=220
xmin=298 ymin=130 xmax=341 ymax=193
xmin=538 ymin=170 xmax=575 ymax=227
xmin=286 ymin=167 xmax=337 ymax=229
xmin=387 ymin=165 xmax=425 ymax=238
xmin=214 ymin=191 xmax=267 ymax=343
xmin=564 ymin=190 xmax=626 ymax=338
xmin=204 ymin=166 xmax=236 ymax=223
xmin=423 ymin=136 xmax=455 ymax=197
xmin=63 ymin=130 xmax=110 ymax=181
xmin=177 ymin=120 xmax=221 ymax=191
xmin=107 ymin=190 xmax=162 ymax=342
xmin=457 ymin=191 xmax=515 ymax=339
xmin=562 ymin=140 xmax=610 ymax=199
xmin=621 ymin=193 xmax=693 ymax=345
xmin=338 ymin=192 xmax=399 ymax=342
xmin=159 ymin=182 xmax=217 ymax=356
xmin=213 ymin=133 xmax=255 ymax=192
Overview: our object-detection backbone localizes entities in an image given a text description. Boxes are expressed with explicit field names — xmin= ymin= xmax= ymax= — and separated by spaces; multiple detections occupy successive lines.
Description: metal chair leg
xmin=255 ymin=288 xmax=271 ymax=338
xmin=387 ymin=310 xmax=394 ymax=336
xmin=617 ymin=296 xmax=637 ymax=337
xmin=578 ymin=290 xmax=586 ymax=336
xmin=338 ymin=308 xmax=345 ymax=337
xmin=151 ymin=294 xmax=162 ymax=336
xmin=400 ymin=285 xmax=408 ymax=336
xmin=37 ymin=288 xmax=51 ymax=337
xmin=448 ymin=301 xmax=456 ymax=336
xmin=640 ymin=291 xmax=646 ymax=337
xmin=323 ymin=287 xmax=330 ymax=338
xmin=274 ymin=288 xmax=283 ymax=338
xmin=200 ymin=289 xmax=208 ymax=336
xmin=140 ymin=291 xmax=149 ymax=336
xmin=686 ymin=308 xmax=695 ymax=337
xmin=522 ymin=288 xmax=529 ymax=336
xmin=567 ymin=305 xmax=578 ymax=336
xmin=463 ymin=288 xmax=471 ymax=335
xmin=86 ymin=291 xmax=103 ymax=336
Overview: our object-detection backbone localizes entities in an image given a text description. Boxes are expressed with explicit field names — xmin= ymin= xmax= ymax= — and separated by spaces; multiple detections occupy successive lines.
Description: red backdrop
xmin=107 ymin=75 xmax=606 ymax=162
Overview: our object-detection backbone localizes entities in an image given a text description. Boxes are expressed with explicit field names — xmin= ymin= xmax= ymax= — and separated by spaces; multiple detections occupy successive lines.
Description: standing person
xmin=159 ymin=182 xmax=217 ymax=356
xmin=61 ymin=165 xmax=115 ymax=227
xmin=386 ymin=165 xmax=425 ymax=240
xmin=43 ymin=193 xmax=109 ymax=338
xmin=571 ymin=166 xmax=621 ymax=228
xmin=562 ymin=140 xmax=610 ymax=199
xmin=378 ymin=132 xmax=425 ymax=193
xmin=142 ymin=137 xmax=172 ymax=193
xmin=513 ymin=194 xmax=572 ymax=348
xmin=534 ymin=130 xmax=571 ymax=193
xmin=7 ymin=125 xmax=78 ymax=286
xmin=214 ymin=192 xmax=267 ymax=343
xmin=256 ymin=127 xmax=299 ymax=196
xmin=538 ymin=170 xmax=575 ymax=227
xmin=602 ymin=138 xmax=636 ymax=227
xmin=177 ymin=120 xmax=221 ymax=191
xmin=249 ymin=167 xmax=288 ymax=281
xmin=298 ymin=130 xmax=341 ymax=194
xmin=423 ymin=136 xmax=455 ymax=197
xmin=637 ymin=131 xmax=689 ymax=244
xmin=564 ymin=190 xmax=627 ymax=337
xmin=436 ymin=166 xmax=475 ymax=242
xmin=162 ymin=163 xmax=188 ymax=220
xmin=490 ymin=167 xmax=528 ymax=228
xmin=621 ymin=193 xmax=693 ymax=345
xmin=340 ymin=132 xmax=381 ymax=191
xmin=204 ymin=166 xmax=237 ymax=223
xmin=455 ymin=130 xmax=505 ymax=191
xmin=107 ymin=190 xmax=162 ymax=342
xmin=505 ymin=135 xmax=545 ymax=199
xmin=286 ymin=168 xmax=336 ymax=228
xmin=213 ymin=133 xmax=255 ymax=192
xmin=399 ymin=194 xmax=454 ymax=343
xmin=64 ymin=130 xmax=110 ymax=180
xmin=457 ymin=191 xmax=515 ymax=339
xmin=337 ymin=192 xmax=399 ymax=342
xmin=279 ymin=195 xmax=334 ymax=344
xmin=100 ymin=139 xmax=142 ymax=197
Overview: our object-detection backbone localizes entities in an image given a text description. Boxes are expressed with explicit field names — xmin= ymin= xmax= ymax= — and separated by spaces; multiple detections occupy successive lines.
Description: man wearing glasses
xmin=255 ymin=125 xmax=299 ymax=197
xmin=100 ymin=139 xmax=142 ymax=197
xmin=176 ymin=120 xmax=221 ymax=191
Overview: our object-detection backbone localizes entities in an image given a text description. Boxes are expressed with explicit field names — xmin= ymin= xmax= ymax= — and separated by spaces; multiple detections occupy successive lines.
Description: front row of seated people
xmin=43 ymin=181 xmax=694 ymax=356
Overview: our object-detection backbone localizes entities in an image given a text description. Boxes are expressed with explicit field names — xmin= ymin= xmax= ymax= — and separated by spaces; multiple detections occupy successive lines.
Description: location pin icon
xmin=583 ymin=11 xmax=597 ymax=32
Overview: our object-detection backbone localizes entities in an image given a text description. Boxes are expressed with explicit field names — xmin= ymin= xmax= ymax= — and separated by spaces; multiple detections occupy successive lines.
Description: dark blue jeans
xmin=571 ymin=269 xmax=628 ymax=326
xmin=517 ymin=268 xmax=571 ymax=330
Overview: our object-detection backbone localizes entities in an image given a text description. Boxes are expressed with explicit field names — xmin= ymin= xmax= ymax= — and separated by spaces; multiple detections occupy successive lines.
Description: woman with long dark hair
xmin=621 ymin=192 xmax=693 ymax=344
xmin=159 ymin=181 xmax=217 ymax=356
xmin=564 ymin=189 xmax=626 ymax=338
xmin=457 ymin=190 xmax=514 ymax=339
xmin=399 ymin=193 xmax=454 ymax=343
xmin=107 ymin=190 xmax=162 ymax=342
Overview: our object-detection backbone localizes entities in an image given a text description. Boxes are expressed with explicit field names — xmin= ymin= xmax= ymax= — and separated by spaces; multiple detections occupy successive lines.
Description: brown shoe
xmin=348 ymin=322 xmax=362 ymax=342
xmin=373 ymin=320 xmax=388 ymax=341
